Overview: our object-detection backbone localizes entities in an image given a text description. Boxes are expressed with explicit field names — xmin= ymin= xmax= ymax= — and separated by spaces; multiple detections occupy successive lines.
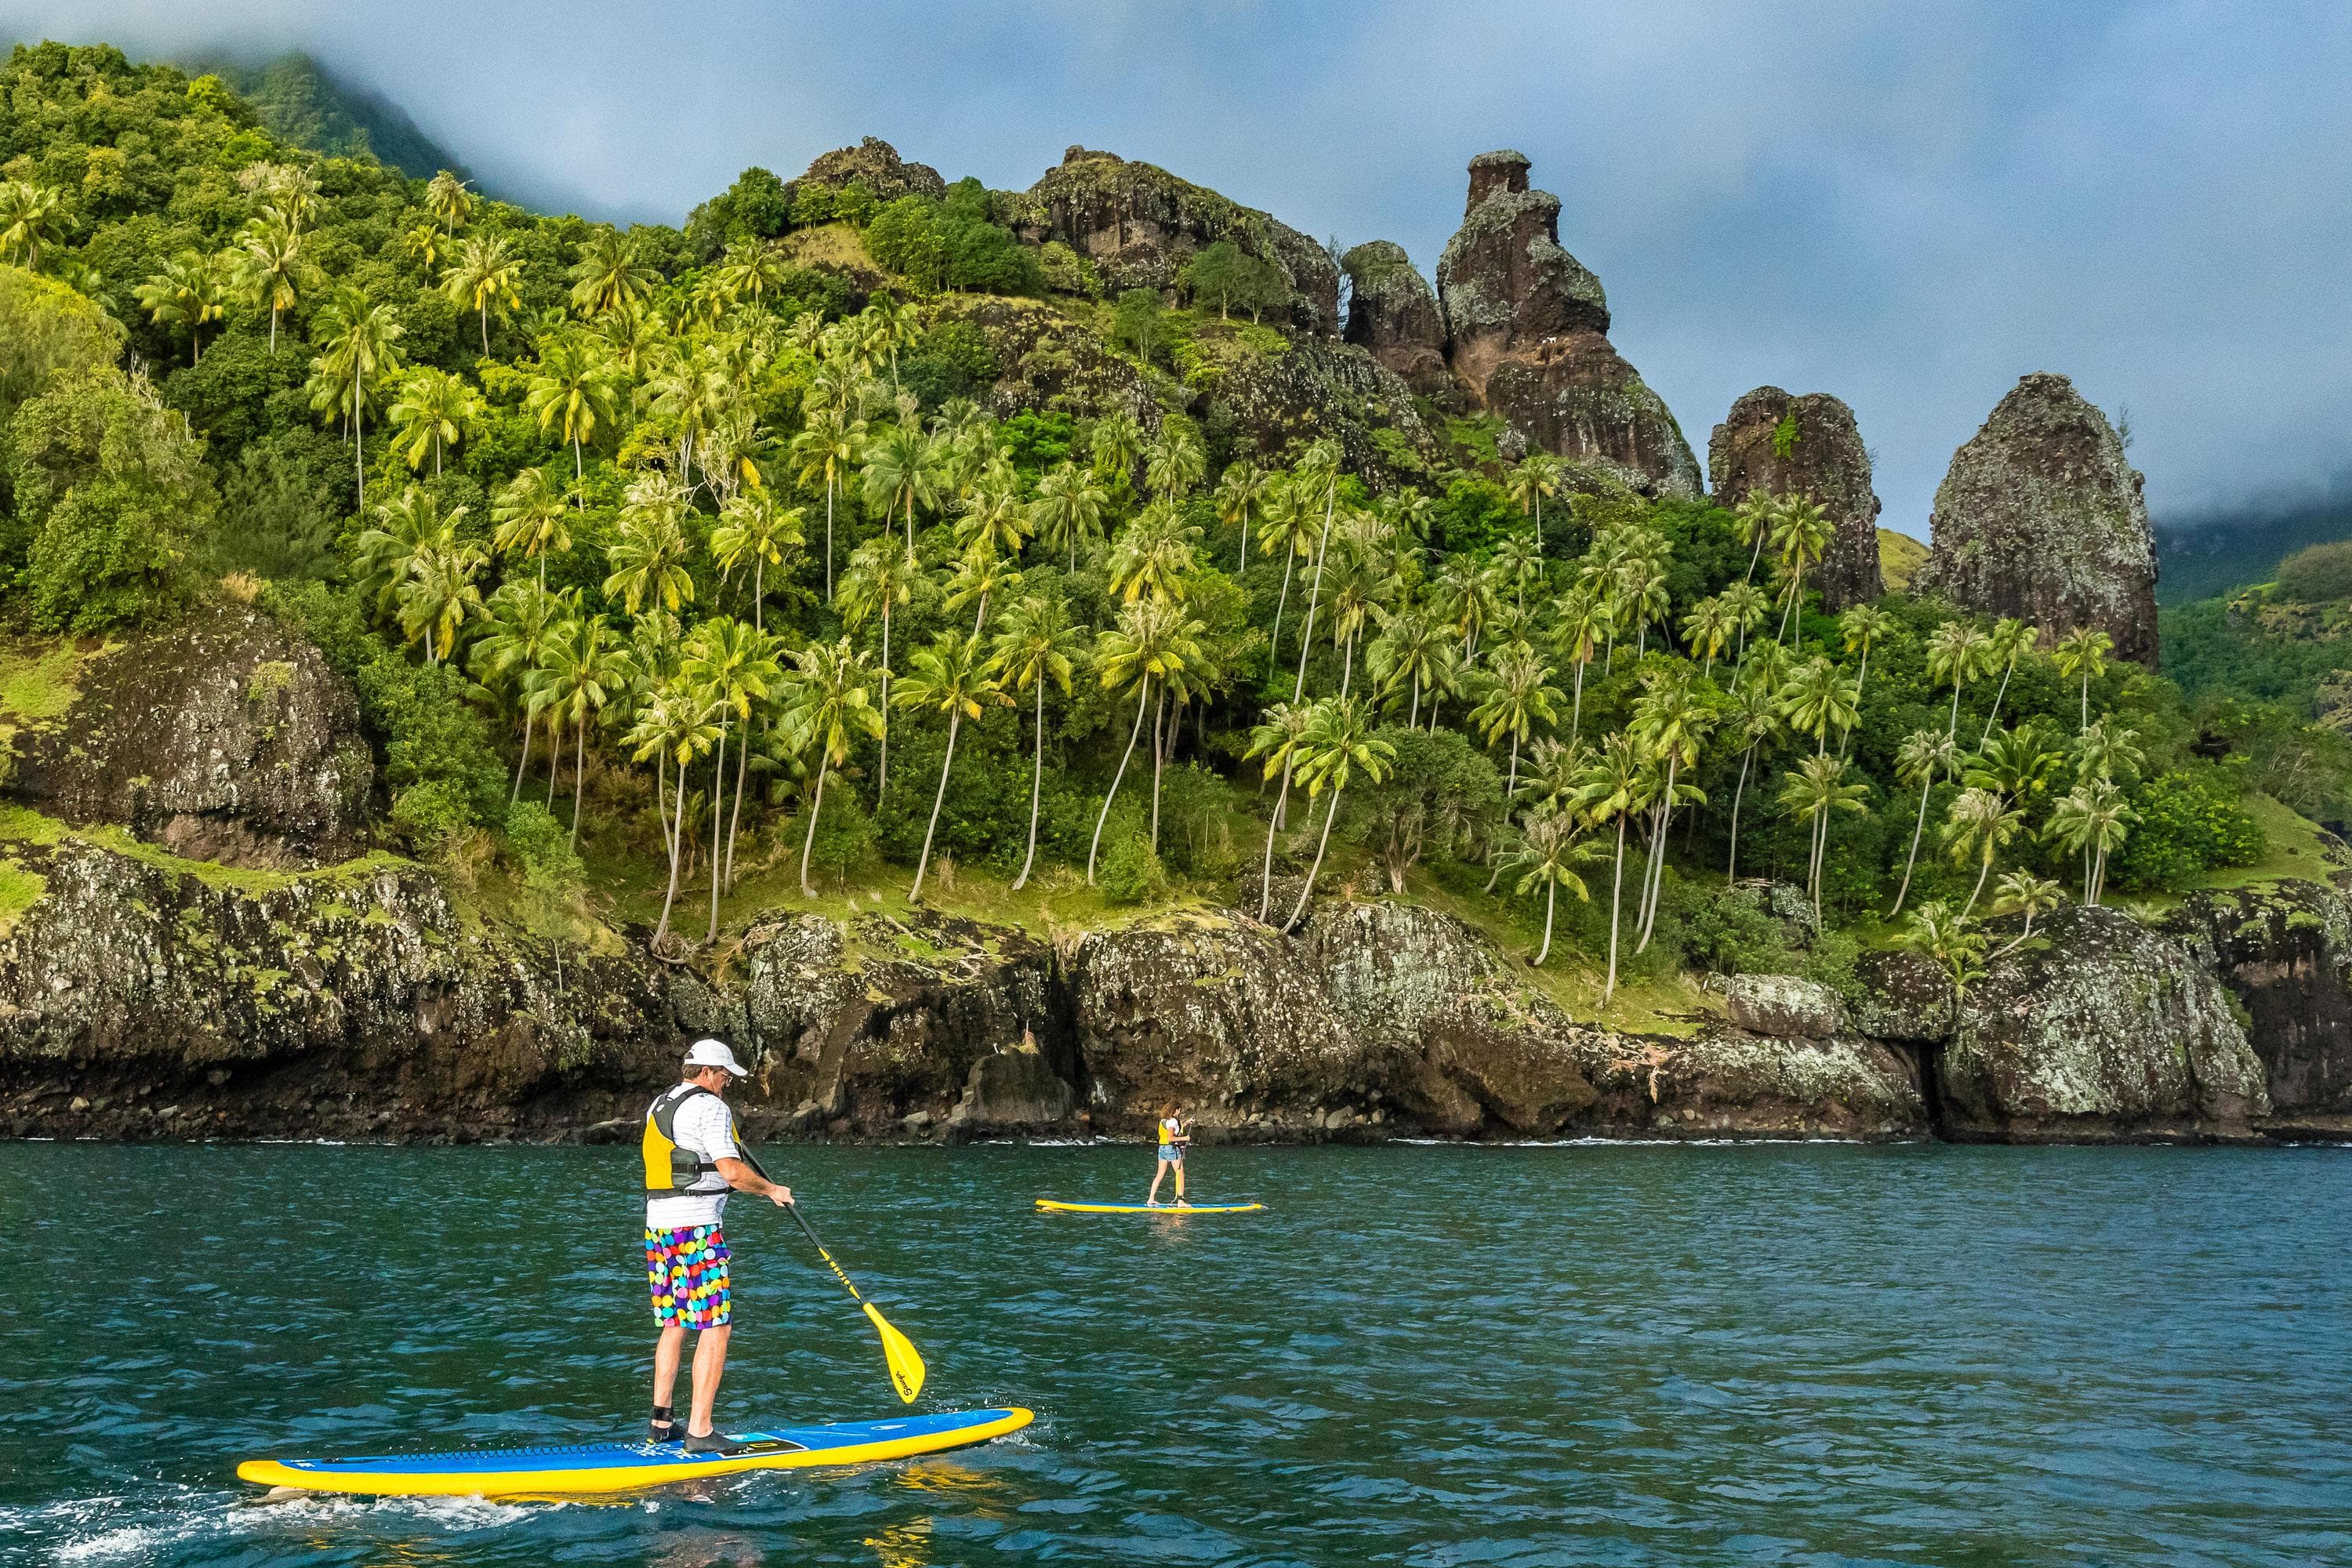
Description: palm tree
xmin=1681 ymin=594 xmax=1737 ymax=676
xmin=1722 ymin=677 xmax=1784 ymax=884
xmin=1552 ymin=590 xmax=1606 ymax=742
xmin=233 ymin=211 xmax=314 ymax=353
xmin=2052 ymin=626 xmax=2115 ymax=730
xmin=0 ymin=180 xmax=69 ymax=271
xmin=1255 ymin=477 xmax=1315 ymax=677
xmin=1031 ymin=461 xmax=1109 ymax=575
xmin=989 ymin=594 xmax=1082 ymax=891
xmin=1279 ymin=696 xmax=1394 ymax=932
xmin=307 ymin=286 xmax=405 ymax=505
xmin=387 ymin=365 xmax=482 ymax=477
xmin=1988 ymin=870 xmax=2066 ymax=955
xmin=1926 ymin=619 xmax=1993 ymax=744
xmin=710 ymin=493 xmax=804 ymax=632
xmin=1964 ymin=720 xmax=2065 ymax=809
xmin=1492 ymin=534 xmax=1544 ymax=613
xmin=684 ymin=616 xmax=783 ymax=923
xmin=1366 ymin=606 xmax=1450 ymax=728
xmin=839 ymin=534 xmax=924 ymax=800
xmin=425 ymin=170 xmax=476 ymax=235
xmin=862 ymin=422 xmax=945 ymax=550
xmin=1975 ymin=618 xmax=2041 ymax=746
xmin=1089 ymin=408 xmax=1147 ymax=492
xmin=1888 ymin=727 xmax=1959 ymax=916
xmin=525 ymin=334 xmax=619 ymax=485
xmin=2073 ymin=719 xmax=2143 ymax=788
xmin=1499 ymin=808 xmax=1595 ymax=966
xmin=1778 ymin=752 xmax=1868 ymax=927
xmin=1627 ymin=668 xmax=1712 ymax=949
xmin=397 ymin=536 xmax=488 ymax=663
xmin=1468 ymin=641 xmax=1562 ymax=802
xmin=1733 ymin=492 xmax=1778 ymax=586
xmin=1213 ymin=461 xmax=1269 ymax=568
xmin=2048 ymin=778 xmax=2136 ymax=905
xmin=540 ymin=614 xmax=626 ymax=846
xmin=944 ymin=546 xmax=1024 ymax=638
xmin=1087 ymin=597 xmax=1204 ymax=884
xmin=1942 ymin=786 xmax=2025 ymax=916
xmin=568 ymin=227 xmax=660 ymax=318
xmin=1719 ymin=580 xmax=1770 ymax=685
xmin=491 ymin=465 xmax=573 ymax=589
xmin=644 ymin=343 xmax=733 ymax=490
xmin=1246 ymin=700 xmax=1316 ymax=920
xmin=134 ymin=250 xmax=230 ymax=365
xmin=1837 ymin=604 xmax=1899 ymax=750
xmin=1107 ymin=502 xmax=1203 ymax=606
xmin=894 ymin=632 xmax=1006 ymax=902
xmin=471 ymin=581 xmax=567 ymax=803
xmin=1778 ymin=655 xmax=1861 ymax=757
xmin=1289 ymin=440 xmax=1345 ymax=701
xmin=1143 ymin=427 xmax=1207 ymax=500
xmin=1768 ymin=496 xmax=1833 ymax=644
xmin=439 ymin=233 xmax=525 ymax=355
xmin=713 ymin=238 xmax=793 ymax=308
xmin=1504 ymin=451 xmax=1564 ymax=553
xmin=603 ymin=484 xmax=697 ymax=615
xmin=779 ymin=637 xmax=885 ymax=897
xmin=954 ymin=465 xmax=1034 ymax=564
xmin=1573 ymin=732 xmax=1653 ymax=1004
xmin=352 ymin=485 xmax=459 ymax=620
xmin=790 ymin=401 xmax=866 ymax=600
xmin=627 ymin=684 xmax=721 ymax=946
xmin=1900 ymin=900 xmax=1987 ymax=996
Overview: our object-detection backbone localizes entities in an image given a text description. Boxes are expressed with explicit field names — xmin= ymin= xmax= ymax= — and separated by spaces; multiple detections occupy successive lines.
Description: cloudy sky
xmin=8 ymin=1 xmax=2347 ymax=536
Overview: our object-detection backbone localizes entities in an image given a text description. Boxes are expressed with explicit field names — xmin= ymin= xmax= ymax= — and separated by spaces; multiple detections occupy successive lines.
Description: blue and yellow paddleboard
xmin=237 ymin=1406 xmax=1033 ymax=1497
xmin=1040 ymin=1213 xmax=1270 ymax=1222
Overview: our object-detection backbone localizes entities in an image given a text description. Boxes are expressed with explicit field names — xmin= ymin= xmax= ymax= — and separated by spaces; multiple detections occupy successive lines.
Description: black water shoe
xmin=684 ymin=1430 xmax=732 ymax=1454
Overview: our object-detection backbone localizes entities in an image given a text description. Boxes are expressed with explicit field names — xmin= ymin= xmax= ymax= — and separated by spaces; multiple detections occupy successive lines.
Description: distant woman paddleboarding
xmin=1146 ymin=1102 xmax=1190 ymax=1208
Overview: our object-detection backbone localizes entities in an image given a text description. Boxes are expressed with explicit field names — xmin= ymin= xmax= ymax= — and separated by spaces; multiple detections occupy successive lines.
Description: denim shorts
xmin=1157 ymin=1145 xmax=1182 ymax=1163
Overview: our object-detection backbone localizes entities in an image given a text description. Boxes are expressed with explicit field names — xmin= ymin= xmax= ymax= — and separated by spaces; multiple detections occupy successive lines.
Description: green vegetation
xmin=0 ymin=39 xmax=2336 ymax=1002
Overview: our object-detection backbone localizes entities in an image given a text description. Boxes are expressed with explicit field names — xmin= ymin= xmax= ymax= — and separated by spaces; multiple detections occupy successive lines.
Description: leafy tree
xmin=779 ymin=637 xmax=885 ymax=898
xmin=1498 ymin=807 xmax=1596 ymax=966
xmin=133 ymin=250 xmax=230 ymax=365
xmin=2052 ymin=626 xmax=2114 ymax=730
xmin=1279 ymin=695 xmax=1394 ymax=931
xmin=627 ymin=682 xmax=721 ymax=945
xmin=989 ymin=593 xmax=1082 ymax=890
xmin=1889 ymin=727 xmax=1959 ymax=916
xmin=440 ymin=234 xmax=525 ymax=356
xmin=894 ymin=630 xmax=1006 ymax=901
xmin=567 ymin=227 xmax=661 ymax=318
xmin=230 ymin=211 xmax=314 ymax=354
xmin=0 ymin=265 xmax=123 ymax=425
xmin=387 ymin=365 xmax=483 ymax=477
xmin=0 ymin=180 xmax=71 ymax=271
xmin=307 ymin=285 xmax=405 ymax=504
xmin=1778 ymin=752 xmax=1868 ymax=927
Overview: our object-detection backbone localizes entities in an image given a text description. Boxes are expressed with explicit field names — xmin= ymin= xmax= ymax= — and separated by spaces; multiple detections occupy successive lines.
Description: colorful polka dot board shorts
xmin=644 ymin=1225 xmax=731 ymax=1329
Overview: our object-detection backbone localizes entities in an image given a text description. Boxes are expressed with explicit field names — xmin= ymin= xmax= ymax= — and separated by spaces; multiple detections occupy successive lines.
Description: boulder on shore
xmin=1917 ymin=372 xmax=2159 ymax=664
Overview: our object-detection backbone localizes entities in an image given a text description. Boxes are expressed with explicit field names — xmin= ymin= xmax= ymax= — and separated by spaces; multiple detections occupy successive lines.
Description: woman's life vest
xmin=642 ymin=1083 xmax=724 ymax=1196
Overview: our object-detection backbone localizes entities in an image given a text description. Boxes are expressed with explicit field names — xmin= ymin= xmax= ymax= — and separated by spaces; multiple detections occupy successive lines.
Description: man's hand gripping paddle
xmin=785 ymin=1202 xmax=927 ymax=1403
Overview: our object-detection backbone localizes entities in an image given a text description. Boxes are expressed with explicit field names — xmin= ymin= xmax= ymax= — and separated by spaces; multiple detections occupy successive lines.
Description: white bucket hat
xmin=684 ymin=1038 xmax=749 ymax=1077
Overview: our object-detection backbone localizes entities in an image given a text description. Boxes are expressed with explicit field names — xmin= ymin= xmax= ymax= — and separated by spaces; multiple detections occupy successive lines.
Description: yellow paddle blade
xmin=864 ymin=1300 xmax=927 ymax=1403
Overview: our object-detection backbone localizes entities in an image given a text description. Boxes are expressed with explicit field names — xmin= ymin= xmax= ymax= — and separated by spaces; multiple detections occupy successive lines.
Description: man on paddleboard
xmin=642 ymin=1038 xmax=792 ymax=1452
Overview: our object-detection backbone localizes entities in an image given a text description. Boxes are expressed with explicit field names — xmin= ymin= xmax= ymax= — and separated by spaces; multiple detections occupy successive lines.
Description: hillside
xmin=0 ymin=39 xmax=2347 ymax=1145
xmin=190 ymin=51 xmax=466 ymax=181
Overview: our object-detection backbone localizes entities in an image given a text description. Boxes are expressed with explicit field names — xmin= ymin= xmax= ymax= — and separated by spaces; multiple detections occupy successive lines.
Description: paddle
xmin=785 ymin=1201 xmax=927 ymax=1403
xmin=736 ymin=1145 xmax=925 ymax=1403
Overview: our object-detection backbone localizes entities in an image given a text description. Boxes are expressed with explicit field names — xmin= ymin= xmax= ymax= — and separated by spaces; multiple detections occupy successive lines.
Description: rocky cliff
xmin=1917 ymin=373 xmax=2160 ymax=663
xmin=1009 ymin=147 xmax=1340 ymax=336
xmin=793 ymin=136 xmax=946 ymax=205
xmin=1709 ymin=387 xmax=1884 ymax=611
xmin=1341 ymin=241 xmax=1449 ymax=397
xmin=1432 ymin=151 xmax=1700 ymax=498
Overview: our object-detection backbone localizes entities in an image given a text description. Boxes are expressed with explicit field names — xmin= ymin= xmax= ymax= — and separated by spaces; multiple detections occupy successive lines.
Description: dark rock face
xmin=3 ymin=608 xmax=373 ymax=867
xmin=1432 ymin=152 xmax=1698 ymax=498
xmin=1341 ymin=241 xmax=1449 ymax=396
xmin=1213 ymin=339 xmax=1442 ymax=481
xmin=1936 ymin=905 xmax=2267 ymax=1139
xmin=1848 ymin=950 xmax=1955 ymax=1044
xmin=1917 ymin=373 xmax=2159 ymax=663
xmin=945 ymin=296 xmax=1158 ymax=426
xmin=1009 ymin=147 xmax=1339 ymax=335
xmin=2162 ymin=884 xmax=2352 ymax=1127
xmin=1725 ymin=975 xmax=1847 ymax=1040
xmin=794 ymin=136 xmax=946 ymax=204
xmin=1709 ymin=387 xmax=1884 ymax=610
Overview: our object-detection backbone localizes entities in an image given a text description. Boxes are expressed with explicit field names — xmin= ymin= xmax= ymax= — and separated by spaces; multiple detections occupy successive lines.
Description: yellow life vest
xmin=642 ymin=1083 xmax=721 ymax=1196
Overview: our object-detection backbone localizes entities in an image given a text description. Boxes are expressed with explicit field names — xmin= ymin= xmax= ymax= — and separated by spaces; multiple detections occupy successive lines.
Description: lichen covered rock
xmin=2161 ymin=881 xmax=2352 ymax=1126
xmin=1917 ymin=373 xmax=2159 ymax=663
xmin=1341 ymin=241 xmax=1449 ymax=396
xmin=1850 ymin=949 xmax=1956 ymax=1043
xmin=1709 ymin=387 xmax=1883 ymax=610
xmin=1725 ymin=974 xmax=1848 ymax=1040
xmin=1939 ymin=904 xmax=2267 ymax=1138
xmin=1210 ymin=339 xmax=1441 ymax=482
xmin=793 ymin=136 xmax=946 ymax=205
xmin=1432 ymin=151 xmax=1697 ymax=498
xmin=1010 ymin=147 xmax=1338 ymax=335
xmin=945 ymin=295 xmax=1156 ymax=426
xmin=3 ymin=607 xmax=373 ymax=867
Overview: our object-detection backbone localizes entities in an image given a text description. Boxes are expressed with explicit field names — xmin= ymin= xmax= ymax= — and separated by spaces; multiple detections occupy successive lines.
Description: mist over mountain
xmin=2158 ymin=480 xmax=2352 ymax=605
xmin=187 ymin=50 xmax=465 ymax=183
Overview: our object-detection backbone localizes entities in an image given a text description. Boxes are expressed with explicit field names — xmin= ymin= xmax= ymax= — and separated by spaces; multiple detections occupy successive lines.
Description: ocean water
xmin=0 ymin=1139 xmax=2344 ymax=1566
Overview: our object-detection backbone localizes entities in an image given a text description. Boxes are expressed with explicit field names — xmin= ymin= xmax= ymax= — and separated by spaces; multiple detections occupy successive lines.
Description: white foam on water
xmin=14 ymin=1486 xmax=562 ymax=1563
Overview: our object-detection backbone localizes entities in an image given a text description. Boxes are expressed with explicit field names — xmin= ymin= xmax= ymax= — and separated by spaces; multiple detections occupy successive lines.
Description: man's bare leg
xmin=688 ymin=1324 xmax=732 ymax=1437
xmin=653 ymin=1323 xmax=686 ymax=1410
